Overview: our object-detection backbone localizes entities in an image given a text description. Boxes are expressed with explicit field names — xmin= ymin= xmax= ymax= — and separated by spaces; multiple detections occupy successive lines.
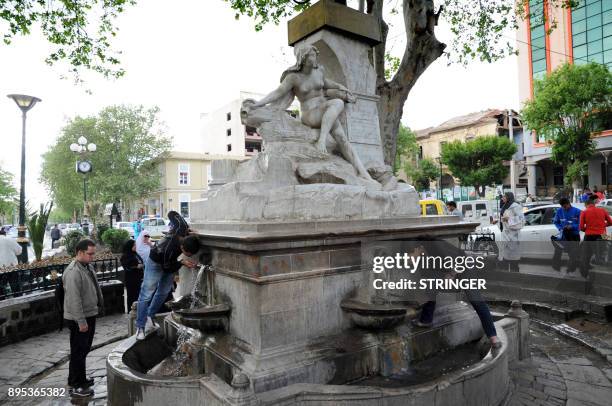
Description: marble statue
xmin=244 ymin=45 xmax=373 ymax=180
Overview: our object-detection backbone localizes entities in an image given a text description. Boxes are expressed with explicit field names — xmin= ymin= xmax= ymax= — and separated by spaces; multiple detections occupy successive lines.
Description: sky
xmin=0 ymin=0 xmax=519 ymax=208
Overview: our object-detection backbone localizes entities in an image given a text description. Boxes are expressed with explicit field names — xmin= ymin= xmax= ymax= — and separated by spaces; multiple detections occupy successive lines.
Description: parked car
xmin=480 ymin=203 xmax=612 ymax=260
xmin=419 ymin=199 xmax=448 ymax=216
xmin=457 ymin=200 xmax=496 ymax=228
xmin=140 ymin=217 xmax=170 ymax=238
xmin=597 ymin=199 xmax=612 ymax=209
xmin=114 ymin=221 xmax=135 ymax=238
xmin=62 ymin=223 xmax=82 ymax=236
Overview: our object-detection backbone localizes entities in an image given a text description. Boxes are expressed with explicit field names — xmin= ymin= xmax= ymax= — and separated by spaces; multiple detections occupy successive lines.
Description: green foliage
xmin=101 ymin=228 xmax=130 ymax=253
xmin=405 ymin=158 xmax=439 ymax=191
xmin=0 ymin=0 xmax=136 ymax=81
xmin=224 ymin=0 xmax=573 ymax=66
xmin=522 ymin=62 xmax=612 ymax=186
xmin=64 ymin=230 xmax=85 ymax=257
xmin=441 ymin=136 xmax=516 ymax=194
xmin=0 ymin=168 xmax=17 ymax=222
xmin=40 ymin=105 xmax=172 ymax=215
xmin=95 ymin=223 xmax=110 ymax=243
xmin=393 ymin=125 xmax=418 ymax=175
xmin=26 ymin=202 xmax=53 ymax=261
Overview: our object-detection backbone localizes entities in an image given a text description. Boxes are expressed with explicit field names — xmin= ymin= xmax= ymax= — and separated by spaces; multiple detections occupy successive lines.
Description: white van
xmin=457 ymin=200 xmax=497 ymax=228
xmin=140 ymin=217 xmax=170 ymax=238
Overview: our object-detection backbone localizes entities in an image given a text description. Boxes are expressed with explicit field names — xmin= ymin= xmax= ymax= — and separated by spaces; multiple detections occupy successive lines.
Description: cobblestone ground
xmin=509 ymin=324 xmax=612 ymax=406
xmin=0 ymin=313 xmax=129 ymax=405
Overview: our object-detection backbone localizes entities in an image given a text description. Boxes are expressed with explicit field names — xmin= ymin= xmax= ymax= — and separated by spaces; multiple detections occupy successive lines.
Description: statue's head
xmin=294 ymin=45 xmax=319 ymax=71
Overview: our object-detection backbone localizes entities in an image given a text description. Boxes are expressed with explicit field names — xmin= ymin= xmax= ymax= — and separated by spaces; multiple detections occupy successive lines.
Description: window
xmin=553 ymin=166 xmax=564 ymax=186
xmin=178 ymin=163 xmax=189 ymax=185
xmin=227 ymin=144 xmax=232 ymax=152
xmin=542 ymin=208 xmax=556 ymax=225
xmin=418 ymin=146 xmax=423 ymax=160
xmin=226 ymin=112 xmax=231 ymax=121
xmin=572 ymin=0 xmax=612 ymax=66
xmin=226 ymin=128 xmax=231 ymax=137
xmin=425 ymin=204 xmax=438 ymax=215
xmin=179 ymin=194 xmax=190 ymax=218
xmin=524 ymin=209 xmax=544 ymax=226
xmin=207 ymin=164 xmax=212 ymax=185
xmin=529 ymin=0 xmax=548 ymax=87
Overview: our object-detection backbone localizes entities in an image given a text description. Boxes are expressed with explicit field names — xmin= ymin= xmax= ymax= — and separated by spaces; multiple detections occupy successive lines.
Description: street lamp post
xmin=7 ymin=94 xmax=41 ymax=263
xmin=70 ymin=137 xmax=96 ymax=235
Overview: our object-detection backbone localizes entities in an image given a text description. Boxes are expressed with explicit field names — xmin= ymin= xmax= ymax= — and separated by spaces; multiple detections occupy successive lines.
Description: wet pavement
xmin=0 ymin=314 xmax=128 ymax=405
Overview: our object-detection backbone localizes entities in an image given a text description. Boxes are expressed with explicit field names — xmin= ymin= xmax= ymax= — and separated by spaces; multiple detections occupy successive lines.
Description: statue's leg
xmin=317 ymin=99 xmax=344 ymax=153
xmin=331 ymin=122 xmax=373 ymax=180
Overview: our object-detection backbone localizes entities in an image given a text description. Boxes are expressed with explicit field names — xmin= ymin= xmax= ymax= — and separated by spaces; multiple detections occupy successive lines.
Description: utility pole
xmin=508 ymin=109 xmax=516 ymax=196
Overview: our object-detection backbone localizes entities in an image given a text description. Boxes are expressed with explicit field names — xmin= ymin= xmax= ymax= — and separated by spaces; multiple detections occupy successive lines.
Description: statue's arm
xmin=252 ymin=77 xmax=294 ymax=108
xmin=323 ymin=77 xmax=349 ymax=92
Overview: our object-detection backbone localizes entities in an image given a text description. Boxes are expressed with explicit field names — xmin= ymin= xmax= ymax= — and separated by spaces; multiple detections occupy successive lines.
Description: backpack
xmin=54 ymin=275 xmax=64 ymax=331
xmin=149 ymin=234 xmax=182 ymax=273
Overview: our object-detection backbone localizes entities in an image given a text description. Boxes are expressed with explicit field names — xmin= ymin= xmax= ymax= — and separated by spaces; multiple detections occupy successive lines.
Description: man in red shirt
xmin=592 ymin=186 xmax=605 ymax=202
xmin=580 ymin=195 xmax=612 ymax=276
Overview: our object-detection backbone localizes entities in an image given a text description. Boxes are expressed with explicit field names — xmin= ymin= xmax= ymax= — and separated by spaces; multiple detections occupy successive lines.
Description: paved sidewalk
xmin=0 ymin=313 xmax=129 ymax=404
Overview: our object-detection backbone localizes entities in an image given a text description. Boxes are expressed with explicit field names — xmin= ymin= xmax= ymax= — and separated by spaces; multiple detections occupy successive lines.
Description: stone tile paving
xmin=509 ymin=324 xmax=612 ymax=406
xmin=0 ymin=313 xmax=128 ymax=404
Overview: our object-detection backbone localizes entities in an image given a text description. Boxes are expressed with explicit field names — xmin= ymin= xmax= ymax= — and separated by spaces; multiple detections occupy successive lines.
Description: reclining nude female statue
xmin=245 ymin=45 xmax=373 ymax=181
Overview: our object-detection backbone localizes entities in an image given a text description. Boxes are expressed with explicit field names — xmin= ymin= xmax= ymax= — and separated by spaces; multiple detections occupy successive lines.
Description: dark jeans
xmin=419 ymin=291 xmax=497 ymax=338
xmin=66 ymin=316 xmax=96 ymax=387
xmin=551 ymin=230 xmax=581 ymax=271
xmin=51 ymin=238 xmax=59 ymax=249
xmin=581 ymin=234 xmax=603 ymax=276
xmin=125 ymin=269 xmax=144 ymax=313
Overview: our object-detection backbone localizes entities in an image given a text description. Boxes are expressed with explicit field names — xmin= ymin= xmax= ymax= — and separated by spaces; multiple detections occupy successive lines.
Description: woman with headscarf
xmin=120 ymin=239 xmax=144 ymax=313
xmin=135 ymin=231 xmax=153 ymax=260
xmin=493 ymin=192 xmax=525 ymax=272
xmin=135 ymin=211 xmax=191 ymax=340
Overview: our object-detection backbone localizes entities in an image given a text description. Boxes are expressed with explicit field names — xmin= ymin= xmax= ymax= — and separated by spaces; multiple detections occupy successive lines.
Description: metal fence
xmin=0 ymin=257 xmax=120 ymax=301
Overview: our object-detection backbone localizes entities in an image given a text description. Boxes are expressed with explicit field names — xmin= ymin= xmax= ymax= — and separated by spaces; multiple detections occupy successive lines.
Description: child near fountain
xmin=175 ymin=235 xmax=201 ymax=298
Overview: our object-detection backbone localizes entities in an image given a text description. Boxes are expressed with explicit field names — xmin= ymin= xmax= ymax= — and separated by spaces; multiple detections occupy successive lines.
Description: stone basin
xmin=340 ymin=299 xmax=416 ymax=330
xmin=172 ymin=304 xmax=231 ymax=333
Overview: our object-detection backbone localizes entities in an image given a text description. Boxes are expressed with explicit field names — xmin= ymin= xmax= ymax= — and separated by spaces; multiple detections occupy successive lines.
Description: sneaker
xmin=83 ymin=377 xmax=95 ymax=387
xmin=70 ymin=387 xmax=94 ymax=398
xmin=136 ymin=328 xmax=145 ymax=340
xmin=411 ymin=319 xmax=433 ymax=328
xmin=145 ymin=317 xmax=159 ymax=332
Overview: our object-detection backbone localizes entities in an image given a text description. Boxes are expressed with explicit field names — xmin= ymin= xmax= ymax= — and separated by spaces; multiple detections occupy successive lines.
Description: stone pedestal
xmin=188 ymin=217 xmax=481 ymax=393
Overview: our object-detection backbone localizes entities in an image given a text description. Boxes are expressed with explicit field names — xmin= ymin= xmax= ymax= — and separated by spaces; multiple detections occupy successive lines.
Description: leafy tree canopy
xmin=441 ymin=136 xmax=516 ymax=195
xmin=40 ymin=105 xmax=172 ymax=214
xmin=521 ymin=62 xmax=612 ymax=185
xmin=394 ymin=124 xmax=417 ymax=175
xmin=0 ymin=0 xmax=135 ymax=81
xmin=405 ymin=157 xmax=439 ymax=191
xmin=0 ymin=168 xmax=17 ymax=221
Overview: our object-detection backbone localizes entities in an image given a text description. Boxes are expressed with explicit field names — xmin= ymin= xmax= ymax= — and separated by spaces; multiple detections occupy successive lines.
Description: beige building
xmin=414 ymin=109 xmax=523 ymax=189
xmin=138 ymin=151 xmax=244 ymax=220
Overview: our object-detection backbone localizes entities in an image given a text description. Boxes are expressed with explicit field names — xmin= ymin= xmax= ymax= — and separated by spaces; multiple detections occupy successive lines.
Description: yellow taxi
xmin=419 ymin=199 xmax=449 ymax=216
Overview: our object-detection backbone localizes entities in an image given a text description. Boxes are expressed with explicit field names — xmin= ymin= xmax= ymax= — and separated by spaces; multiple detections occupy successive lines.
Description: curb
xmin=532 ymin=318 xmax=612 ymax=364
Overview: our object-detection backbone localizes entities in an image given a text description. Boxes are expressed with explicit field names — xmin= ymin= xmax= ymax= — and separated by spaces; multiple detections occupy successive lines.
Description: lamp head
xmin=70 ymin=143 xmax=80 ymax=152
xmin=87 ymin=143 xmax=97 ymax=152
xmin=7 ymin=94 xmax=41 ymax=113
xmin=78 ymin=136 xmax=88 ymax=146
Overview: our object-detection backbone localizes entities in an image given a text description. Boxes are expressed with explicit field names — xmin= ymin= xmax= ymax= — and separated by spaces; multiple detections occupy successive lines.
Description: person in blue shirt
xmin=132 ymin=220 xmax=142 ymax=240
xmin=581 ymin=187 xmax=592 ymax=203
xmin=551 ymin=197 xmax=581 ymax=273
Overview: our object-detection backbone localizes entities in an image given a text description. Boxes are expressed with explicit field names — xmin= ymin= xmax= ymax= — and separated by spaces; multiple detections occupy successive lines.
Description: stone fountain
xmin=106 ymin=2 xmax=529 ymax=405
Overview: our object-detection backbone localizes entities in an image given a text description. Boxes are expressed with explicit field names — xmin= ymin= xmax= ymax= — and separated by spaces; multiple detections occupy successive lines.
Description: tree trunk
xmin=373 ymin=0 xmax=446 ymax=165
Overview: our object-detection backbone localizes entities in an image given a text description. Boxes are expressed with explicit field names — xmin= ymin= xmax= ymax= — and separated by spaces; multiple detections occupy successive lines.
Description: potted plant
xmin=26 ymin=202 xmax=53 ymax=262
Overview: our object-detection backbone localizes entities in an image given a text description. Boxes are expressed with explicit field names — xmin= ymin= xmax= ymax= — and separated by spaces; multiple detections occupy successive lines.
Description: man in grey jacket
xmin=63 ymin=239 xmax=104 ymax=398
